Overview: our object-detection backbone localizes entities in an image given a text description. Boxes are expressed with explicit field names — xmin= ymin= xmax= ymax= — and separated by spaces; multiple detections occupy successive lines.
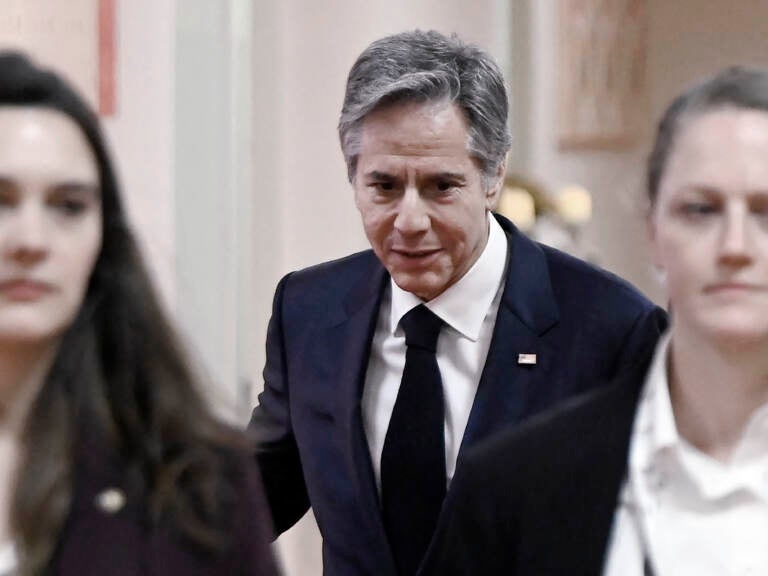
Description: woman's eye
xmin=749 ymin=198 xmax=768 ymax=217
xmin=48 ymin=184 xmax=98 ymax=216
xmin=50 ymin=196 xmax=88 ymax=216
xmin=679 ymin=202 xmax=718 ymax=217
xmin=0 ymin=181 xmax=18 ymax=208
xmin=0 ymin=194 xmax=15 ymax=208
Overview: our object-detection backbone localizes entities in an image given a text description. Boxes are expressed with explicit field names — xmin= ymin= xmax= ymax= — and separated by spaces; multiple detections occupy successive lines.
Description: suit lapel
xmin=458 ymin=216 xmax=560 ymax=461
xmin=325 ymin=255 xmax=395 ymax=564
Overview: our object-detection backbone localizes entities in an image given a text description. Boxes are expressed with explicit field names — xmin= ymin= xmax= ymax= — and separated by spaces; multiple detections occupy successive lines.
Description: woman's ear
xmin=646 ymin=208 xmax=667 ymax=282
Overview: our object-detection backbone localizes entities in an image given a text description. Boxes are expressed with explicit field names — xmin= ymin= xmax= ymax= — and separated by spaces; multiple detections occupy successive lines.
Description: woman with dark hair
xmin=424 ymin=66 xmax=768 ymax=575
xmin=0 ymin=52 xmax=277 ymax=575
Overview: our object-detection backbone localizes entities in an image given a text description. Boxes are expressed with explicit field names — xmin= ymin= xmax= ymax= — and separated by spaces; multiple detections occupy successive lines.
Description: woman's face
xmin=650 ymin=107 xmax=768 ymax=346
xmin=0 ymin=107 xmax=102 ymax=345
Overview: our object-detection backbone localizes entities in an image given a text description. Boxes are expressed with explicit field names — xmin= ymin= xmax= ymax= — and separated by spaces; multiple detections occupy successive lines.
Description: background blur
xmin=3 ymin=1 xmax=768 ymax=573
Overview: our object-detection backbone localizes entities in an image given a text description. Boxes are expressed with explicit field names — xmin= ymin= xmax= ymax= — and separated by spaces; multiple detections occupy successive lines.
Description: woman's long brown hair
xmin=0 ymin=52 xmax=247 ymax=575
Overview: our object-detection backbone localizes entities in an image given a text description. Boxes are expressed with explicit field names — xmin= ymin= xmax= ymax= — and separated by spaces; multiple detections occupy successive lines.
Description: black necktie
xmin=381 ymin=304 xmax=446 ymax=576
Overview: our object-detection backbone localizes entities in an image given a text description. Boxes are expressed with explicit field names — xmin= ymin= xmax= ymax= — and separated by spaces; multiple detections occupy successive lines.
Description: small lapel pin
xmin=95 ymin=487 xmax=126 ymax=514
xmin=517 ymin=353 xmax=537 ymax=365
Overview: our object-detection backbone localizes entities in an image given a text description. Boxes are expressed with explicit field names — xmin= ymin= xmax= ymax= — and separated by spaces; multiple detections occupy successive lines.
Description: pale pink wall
xmin=524 ymin=0 xmax=656 ymax=300
xmin=103 ymin=0 xmax=175 ymax=307
xmin=648 ymin=0 xmax=768 ymax=120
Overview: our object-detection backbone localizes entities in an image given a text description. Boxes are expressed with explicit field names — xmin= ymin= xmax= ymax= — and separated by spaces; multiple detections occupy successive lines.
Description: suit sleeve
xmin=248 ymin=274 xmax=311 ymax=536
xmin=608 ymin=303 xmax=668 ymax=382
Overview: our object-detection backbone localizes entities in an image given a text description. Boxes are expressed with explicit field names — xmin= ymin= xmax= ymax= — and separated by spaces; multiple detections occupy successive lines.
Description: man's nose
xmin=718 ymin=204 xmax=752 ymax=267
xmin=393 ymin=188 xmax=430 ymax=234
xmin=3 ymin=204 xmax=49 ymax=265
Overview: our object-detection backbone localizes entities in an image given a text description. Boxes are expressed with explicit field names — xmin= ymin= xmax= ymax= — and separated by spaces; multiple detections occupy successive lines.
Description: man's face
xmin=353 ymin=101 xmax=503 ymax=301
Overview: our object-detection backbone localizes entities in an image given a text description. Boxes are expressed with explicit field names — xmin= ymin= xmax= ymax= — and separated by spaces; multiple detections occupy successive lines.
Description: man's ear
xmin=352 ymin=172 xmax=363 ymax=211
xmin=353 ymin=185 xmax=361 ymax=211
xmin=485 ymin=155 xmax=508 ymax=211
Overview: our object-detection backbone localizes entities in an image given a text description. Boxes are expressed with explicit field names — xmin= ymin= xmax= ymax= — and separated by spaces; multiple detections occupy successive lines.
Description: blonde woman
xmin=426 ymin=66 xmax=768 ymax=576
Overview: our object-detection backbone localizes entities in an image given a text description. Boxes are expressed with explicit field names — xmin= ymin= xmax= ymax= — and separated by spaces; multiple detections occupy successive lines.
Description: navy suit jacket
xmin=249 ymin=214 xmax=666 ymax=575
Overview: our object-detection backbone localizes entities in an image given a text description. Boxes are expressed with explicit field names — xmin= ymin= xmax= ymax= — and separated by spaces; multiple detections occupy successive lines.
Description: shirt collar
xmin=632 ymin=331 xmax=768 ymax=502
xmin=389 ymin=213 xmax=508 ymax=341
xmin=649 ymin=333 xmax=678 ymax=453
xmin=629 ymin=332 xmax=677 ymax=467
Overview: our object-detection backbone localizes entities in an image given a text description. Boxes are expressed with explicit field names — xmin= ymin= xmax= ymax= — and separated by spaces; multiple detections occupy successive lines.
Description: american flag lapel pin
xmin=517 ymin=353 xmax=537 ymax=365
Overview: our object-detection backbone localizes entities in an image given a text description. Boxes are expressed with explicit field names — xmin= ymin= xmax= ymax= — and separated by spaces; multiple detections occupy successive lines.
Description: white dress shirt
xmin=362 ymin=215 xmax=508 ymax=494
xmin=0 ymin=542 xmax=16 ymax=576
xmin=604 ymin=333 xmax=768 ymax=576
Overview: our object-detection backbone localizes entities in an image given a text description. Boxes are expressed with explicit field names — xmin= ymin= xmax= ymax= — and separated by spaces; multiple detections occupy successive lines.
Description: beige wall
xmin=518 ymin=0 xmax=656 ymax=300
xmin=104 ymin=0 xmax=176 ymax=307
xmin=648 ymin=0 xmax=768 ymax=118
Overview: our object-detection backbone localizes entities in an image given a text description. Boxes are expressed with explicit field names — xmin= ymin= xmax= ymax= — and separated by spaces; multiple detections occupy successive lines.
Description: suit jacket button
xmin=95 ymin=487 xmax=126 ymax=514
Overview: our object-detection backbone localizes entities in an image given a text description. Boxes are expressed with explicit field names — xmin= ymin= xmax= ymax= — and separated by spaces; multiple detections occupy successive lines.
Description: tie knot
xmin=400 ymin=305 xmax=443 ymax=352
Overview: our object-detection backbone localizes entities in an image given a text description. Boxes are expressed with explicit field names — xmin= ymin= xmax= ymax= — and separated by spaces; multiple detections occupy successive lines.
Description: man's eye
xmin=432 ymin=179 xmax=463 ymax=195
xmin=370 ymin=181 xmax=395 ymax=192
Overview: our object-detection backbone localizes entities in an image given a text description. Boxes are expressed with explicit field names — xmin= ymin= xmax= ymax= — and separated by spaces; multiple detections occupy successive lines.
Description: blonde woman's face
xmin=0 ymin=108 xmax=102 ymax=345
xmin=649 ymin=107 xmax=768 ymax=346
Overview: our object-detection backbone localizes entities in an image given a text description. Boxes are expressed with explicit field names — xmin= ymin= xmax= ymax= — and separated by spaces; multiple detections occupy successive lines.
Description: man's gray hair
xmin=338 ymin=30 xmax=512 ymax=184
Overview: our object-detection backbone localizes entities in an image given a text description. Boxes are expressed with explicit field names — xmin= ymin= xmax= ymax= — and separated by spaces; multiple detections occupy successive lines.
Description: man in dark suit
xmin=249 ymin=29 xmax=666 ymax=576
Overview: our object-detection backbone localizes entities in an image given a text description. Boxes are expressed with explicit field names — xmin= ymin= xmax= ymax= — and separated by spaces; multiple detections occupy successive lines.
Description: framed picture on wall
xmin=0 ymin=0 xmax=116 ymax=116
xmin=557 ymin=0 xmax=647 ymax=149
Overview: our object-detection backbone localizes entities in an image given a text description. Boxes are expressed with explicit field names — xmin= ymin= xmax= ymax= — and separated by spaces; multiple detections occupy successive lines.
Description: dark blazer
xmin=249 ymin=214 xmax=666 ymax=576
xmin=46 ymin=438 xmax=279 ymax=576
xmin=423 ymin=352 xmax=651 ymax=576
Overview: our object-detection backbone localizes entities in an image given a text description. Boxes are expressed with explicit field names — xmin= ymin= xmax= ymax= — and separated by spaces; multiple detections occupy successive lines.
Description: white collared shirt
xmin=361 ymin=215 xmax=508 ymax=494
xmin=0 ymin=542 xmax=16 ymax=576
xmin=604 ymin=333 xmax=768 ymax=575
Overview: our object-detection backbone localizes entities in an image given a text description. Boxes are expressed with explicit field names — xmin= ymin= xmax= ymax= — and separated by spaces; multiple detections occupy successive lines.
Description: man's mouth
xmin=389 ymin=248 xmax=442 ymax=267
